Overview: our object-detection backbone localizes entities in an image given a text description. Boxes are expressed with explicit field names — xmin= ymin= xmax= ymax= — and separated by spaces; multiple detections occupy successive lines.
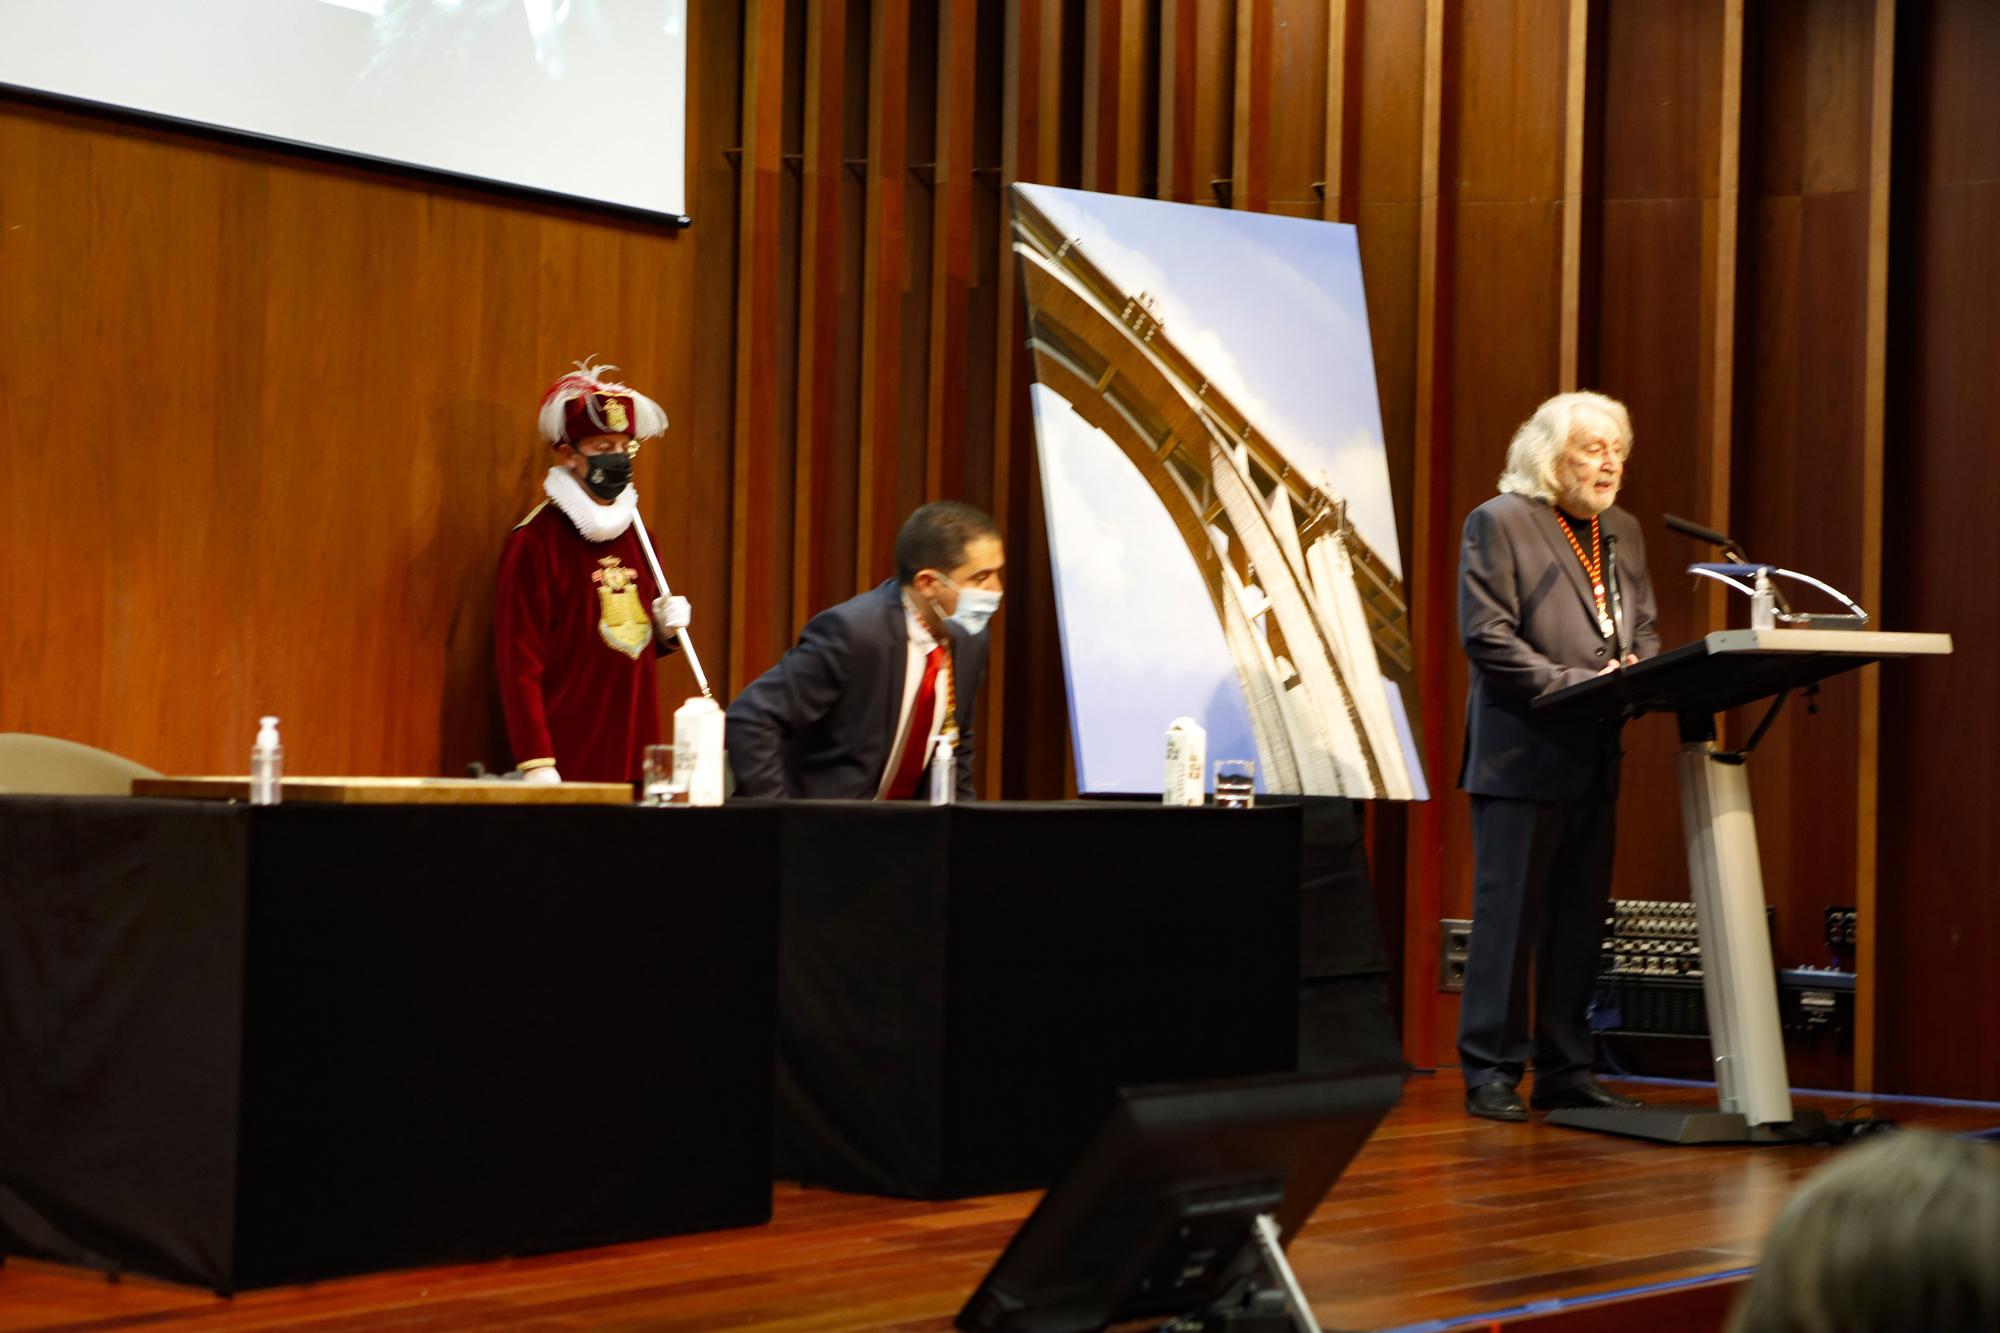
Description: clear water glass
xmin=642 ymin=744 xmax=685 ymax=806
xmin=1212 ymin=759 xmax=1256 ymax=809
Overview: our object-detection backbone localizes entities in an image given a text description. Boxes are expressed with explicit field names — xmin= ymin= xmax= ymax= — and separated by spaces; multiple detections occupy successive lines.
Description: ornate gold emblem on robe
xmin=593 ymin=557 xmax=654 ymax=658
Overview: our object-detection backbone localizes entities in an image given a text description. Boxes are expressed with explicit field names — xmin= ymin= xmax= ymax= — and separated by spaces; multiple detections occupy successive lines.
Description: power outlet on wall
xmin=1439 ymin=919 xmax=1472 ymax=992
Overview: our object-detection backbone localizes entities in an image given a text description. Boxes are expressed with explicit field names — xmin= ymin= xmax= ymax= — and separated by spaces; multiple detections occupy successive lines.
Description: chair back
xmin=0 ymin=733 xmax=161 ymax=796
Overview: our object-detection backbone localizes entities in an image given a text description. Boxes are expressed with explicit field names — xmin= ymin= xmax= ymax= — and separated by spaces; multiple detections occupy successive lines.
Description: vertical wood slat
xmin=1405 ymin=0 xmax=1456 ymax=1069
xmin=1700 ymin=0 xmax=1745 ymax=638
xmin=1014 ymin=0 xmax=1083 ymax=799
xmin=856 ymin=0 xmax=913 ymax=591
xmin=731 ymin=0 xmax=789 ymax=685
xmin=1083 ymin=0 xmax=1146 ymax=195
xmin=1323 ymin=0 xmax=1363 ymax=223
xmin=1232 ymin=0 xmax=1271 ymax=210
xmin=1557 ymin=0 xmax=1590 ymax=389
xmin=1158 ymin=0 xmax=1235 ymax=206
xmin=1854 ymin=0 xmax=1897 ymax=1094
xmin=986 ymin=0 xmax=1047 ymax=797
xmin=793 ymin=0 xmax=850 ymax=629
xmin=683 ymin=2 xmax=746 ymax=706
xmin=1160 ymin=0 xmax=1197 ymax=202
xmin=927 ymin=0 xmax=979 ymax=500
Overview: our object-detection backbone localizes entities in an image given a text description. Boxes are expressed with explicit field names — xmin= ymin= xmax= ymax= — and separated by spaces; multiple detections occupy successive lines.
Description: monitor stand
xmin=1160 ymin=1214 xmax=1334 ymax=1333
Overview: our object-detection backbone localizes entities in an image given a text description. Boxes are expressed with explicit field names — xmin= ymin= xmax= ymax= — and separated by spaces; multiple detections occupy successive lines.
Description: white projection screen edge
xmin=0 ymin=0 xmax=689 ymax=223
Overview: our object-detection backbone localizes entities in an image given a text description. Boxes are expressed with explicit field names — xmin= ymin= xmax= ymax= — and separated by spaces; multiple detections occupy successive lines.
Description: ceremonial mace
xmin=630 ymin=510 xmax=714 ymax=700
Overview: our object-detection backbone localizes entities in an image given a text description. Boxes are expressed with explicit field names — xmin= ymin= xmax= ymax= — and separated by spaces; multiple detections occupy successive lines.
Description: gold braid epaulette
xmin=940 ymin=639 xmax=959 ymax=744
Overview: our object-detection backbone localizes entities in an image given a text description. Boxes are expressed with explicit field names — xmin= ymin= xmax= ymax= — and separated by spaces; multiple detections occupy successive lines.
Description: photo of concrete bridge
xmin=1012 ymin=184 xmax=1421 ymax=801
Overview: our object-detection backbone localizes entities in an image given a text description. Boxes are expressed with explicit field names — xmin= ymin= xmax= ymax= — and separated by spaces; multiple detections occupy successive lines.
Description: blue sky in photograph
xmin=1018 ymin=183 xmax=1402 ymax=576
xmin=1032 ymin=385 xmax=1261 ymax=793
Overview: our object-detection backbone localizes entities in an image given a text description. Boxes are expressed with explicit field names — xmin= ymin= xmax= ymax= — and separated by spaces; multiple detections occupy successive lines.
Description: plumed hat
xmin=537 ymin=358 xmax=669 ymax=448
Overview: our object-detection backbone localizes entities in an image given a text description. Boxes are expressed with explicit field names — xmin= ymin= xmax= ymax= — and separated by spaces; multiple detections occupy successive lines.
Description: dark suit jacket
xmin=1457 ymin=493 xmax=1660 ymax=801
xmin=726 ymin=579 xmax=988 ymax=800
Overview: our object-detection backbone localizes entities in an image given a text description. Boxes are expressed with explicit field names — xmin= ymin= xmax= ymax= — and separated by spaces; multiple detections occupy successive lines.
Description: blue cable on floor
xmin=1374 ymin=1266 xmax=1757 ymax=1333
xmin=1610 ymin=1073 xmax=2000 ymax=1112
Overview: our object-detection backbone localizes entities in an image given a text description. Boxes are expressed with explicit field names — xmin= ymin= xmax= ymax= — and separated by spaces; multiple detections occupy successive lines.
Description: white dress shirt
xmin=875 ymin=592 xmax=951 ymax=798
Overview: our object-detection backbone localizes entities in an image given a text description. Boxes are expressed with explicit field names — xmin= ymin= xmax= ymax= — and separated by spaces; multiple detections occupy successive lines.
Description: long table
xmin=0 ymin=795 xmax=1388 ymax=1288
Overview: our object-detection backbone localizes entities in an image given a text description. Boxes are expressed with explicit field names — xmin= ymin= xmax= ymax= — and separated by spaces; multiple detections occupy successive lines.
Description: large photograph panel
xmin=1014 ymin=184 xmax=1426 ymax=800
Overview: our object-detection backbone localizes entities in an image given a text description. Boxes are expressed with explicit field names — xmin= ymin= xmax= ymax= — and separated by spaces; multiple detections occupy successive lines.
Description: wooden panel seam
xmin=793 ymin=0 xmax=849 ymax=629
xmin=1406 ymin=0 xmax=1456 ymax=1071
xmin=1704 ymin=0 xmax=1745 ymax=639
xmin=927 ymin=0 xmax=979 ymax=499
xmin=1231 ymin=0 xmax=1269 ymax=211
xmin=1854 ymin=0 xmax=1897 ymax=1096
xmin=1558 ymin=0 xmax=1589 ymax=390
xmin=1324 ymin=0 xmax=1362 ymax=223
xmin=731 ymin=0 xmax=789 ymax=684
xmin=856 ymin=0 xmax=912 ymax=592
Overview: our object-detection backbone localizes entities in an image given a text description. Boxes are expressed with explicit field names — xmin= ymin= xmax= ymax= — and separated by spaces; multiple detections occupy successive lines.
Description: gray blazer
xmin=1457 ymin=493 xmax=1660 ymax=800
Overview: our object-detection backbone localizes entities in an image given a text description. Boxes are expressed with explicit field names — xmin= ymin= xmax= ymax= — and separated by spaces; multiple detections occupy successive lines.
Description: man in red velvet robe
xmin=495 ymin=361 xmax=688 ymax=784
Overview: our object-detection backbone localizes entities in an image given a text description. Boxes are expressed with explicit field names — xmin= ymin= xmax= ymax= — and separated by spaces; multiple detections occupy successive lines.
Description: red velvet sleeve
xmin=494 ymin=523 xmax=557 ymax=769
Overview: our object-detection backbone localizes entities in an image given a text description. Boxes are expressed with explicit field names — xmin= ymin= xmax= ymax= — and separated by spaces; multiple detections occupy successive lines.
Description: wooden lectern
xmin=1533 ymin=628 xmax=1952 ymax=1144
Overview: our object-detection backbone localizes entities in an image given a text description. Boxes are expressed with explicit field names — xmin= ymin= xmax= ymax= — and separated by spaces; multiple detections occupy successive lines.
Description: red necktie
xmin=886 ymin=644 xmax=948 ymax=800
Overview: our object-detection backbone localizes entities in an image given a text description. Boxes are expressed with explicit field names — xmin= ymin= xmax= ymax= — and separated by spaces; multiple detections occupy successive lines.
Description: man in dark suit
xmin=1457 ymin=391 xmax=1661 ymax=1122
xmin=726 ymin=502 xmax=1004 ymax=800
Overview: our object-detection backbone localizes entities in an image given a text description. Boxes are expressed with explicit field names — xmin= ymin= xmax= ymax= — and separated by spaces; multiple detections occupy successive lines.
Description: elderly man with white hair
xmin=1456 ymin=390 xmax=1660 ymax=1122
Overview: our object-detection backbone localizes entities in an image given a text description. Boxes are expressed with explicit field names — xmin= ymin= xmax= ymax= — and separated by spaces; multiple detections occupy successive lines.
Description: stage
xmin=3 ymin=1074 xmax=1994 ymax=1332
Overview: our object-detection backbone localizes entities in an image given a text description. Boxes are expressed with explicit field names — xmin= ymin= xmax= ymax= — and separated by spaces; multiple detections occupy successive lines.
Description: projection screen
xmin=0 ymin=0 xmax=688 ymax=220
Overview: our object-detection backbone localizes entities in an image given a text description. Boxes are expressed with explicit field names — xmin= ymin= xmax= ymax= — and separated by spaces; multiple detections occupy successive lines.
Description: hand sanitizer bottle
xmin=251 ymin=716 xmax=283 ymax=805
xmin=1751 ymin=569 xmax=1777 ymax=631
xmin=929 ymin=736 xmax=957 ymax=806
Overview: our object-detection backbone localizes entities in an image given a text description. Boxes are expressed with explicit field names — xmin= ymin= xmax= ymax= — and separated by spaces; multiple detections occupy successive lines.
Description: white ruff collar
xmin=544 ymin=465 xmax=637 ymax=542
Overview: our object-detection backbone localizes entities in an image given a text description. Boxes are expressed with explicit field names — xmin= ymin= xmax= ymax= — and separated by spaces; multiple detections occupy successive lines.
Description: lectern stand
xmin=1533 ymin=628 xmax=1952 ymax=1144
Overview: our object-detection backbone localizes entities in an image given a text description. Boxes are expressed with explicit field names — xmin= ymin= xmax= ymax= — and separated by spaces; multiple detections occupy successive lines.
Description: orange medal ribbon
xmin=1557 ymin=513 xmax=1614 ymax=638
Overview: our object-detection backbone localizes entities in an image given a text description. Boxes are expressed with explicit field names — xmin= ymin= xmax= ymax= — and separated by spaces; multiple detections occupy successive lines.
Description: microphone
xmin=1662 ymin=512 xmax=1749 ymax=562
xmin=1604 ymin=534 xmax=1625 ymax=657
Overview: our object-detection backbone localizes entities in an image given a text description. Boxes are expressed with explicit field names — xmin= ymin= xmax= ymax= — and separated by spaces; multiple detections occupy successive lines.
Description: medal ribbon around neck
xmin=1557 ymin=511 xmax=1612 ymax=637
xmin=939 ymin=642 xmax=959 ymax=745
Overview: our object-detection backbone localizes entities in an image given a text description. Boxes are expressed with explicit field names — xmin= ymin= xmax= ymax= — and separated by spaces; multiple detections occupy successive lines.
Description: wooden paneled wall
xmin=1 ymin=0 xmax=1992 ymax=1096
xmin=1876 ymin=0 xmax=2000 ymax=1100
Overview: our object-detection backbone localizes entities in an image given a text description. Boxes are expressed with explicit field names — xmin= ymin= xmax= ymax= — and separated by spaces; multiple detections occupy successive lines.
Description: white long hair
xmin=1497 ymin=391 xmax=1632 ymax=503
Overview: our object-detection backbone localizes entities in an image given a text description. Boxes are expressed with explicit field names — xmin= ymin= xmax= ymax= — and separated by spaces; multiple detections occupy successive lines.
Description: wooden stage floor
xmin=4 ymin=1074 xmax=1995 ymax=1332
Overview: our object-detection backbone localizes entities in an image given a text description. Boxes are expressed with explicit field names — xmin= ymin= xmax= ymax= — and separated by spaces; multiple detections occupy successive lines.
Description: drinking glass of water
xmin=642 ymin=744 xmax=685 ymax=806
xmin=1212 ymin=759 xmax=1256 ymax=809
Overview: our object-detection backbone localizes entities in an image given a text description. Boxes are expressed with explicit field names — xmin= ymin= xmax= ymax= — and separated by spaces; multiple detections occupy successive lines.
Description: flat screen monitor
xmin=956 ymin=1069 xmax=1404 ymax=1333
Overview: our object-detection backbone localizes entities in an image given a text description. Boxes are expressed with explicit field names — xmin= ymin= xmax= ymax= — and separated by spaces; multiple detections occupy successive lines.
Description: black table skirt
xmin=1279 ymin=796 xmax=1401 ymax=1074
xmin=1 ymin=794 xmax=1399 ymax=1283
xmin=0 ymin=798 xmax=781 ymax=1292
xmin=772 ymin=801 xmax=1313 ymax=1199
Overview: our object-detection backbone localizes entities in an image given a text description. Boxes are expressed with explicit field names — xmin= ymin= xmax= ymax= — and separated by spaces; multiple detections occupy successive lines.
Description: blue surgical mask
xmin=933 ymin=574 xmax=1003 ymax=634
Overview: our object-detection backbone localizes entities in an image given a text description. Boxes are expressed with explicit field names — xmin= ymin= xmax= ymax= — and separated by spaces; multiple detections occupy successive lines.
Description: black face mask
xmin=580 ymin=450 xmax=633 ymax=501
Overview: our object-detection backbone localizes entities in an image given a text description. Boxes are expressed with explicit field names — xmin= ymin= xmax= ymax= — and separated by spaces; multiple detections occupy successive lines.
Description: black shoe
xmin=1466 ymin=1081 xmax=1527 ymax=1122
xmin=1530 ymin=1078 xmax=1643 ymax=1111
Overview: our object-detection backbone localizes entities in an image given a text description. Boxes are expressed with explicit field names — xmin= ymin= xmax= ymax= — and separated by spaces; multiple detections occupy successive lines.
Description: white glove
xmin=652 ymin=594 xmax=691 ymax=633
xmin=522 ymin=766 xmax=562 ymax=785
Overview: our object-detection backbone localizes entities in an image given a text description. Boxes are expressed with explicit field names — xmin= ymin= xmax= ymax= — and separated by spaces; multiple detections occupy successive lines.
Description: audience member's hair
xmin=894 ymin=501 xmax=1000 ymax=585
xmin=1729 ymin=1130 xmax=2000 ymax=1333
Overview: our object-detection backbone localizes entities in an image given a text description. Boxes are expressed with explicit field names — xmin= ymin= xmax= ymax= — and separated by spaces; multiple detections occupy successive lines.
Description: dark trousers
xmin=1457 ymin=792 xmax=1617 ymax=1091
